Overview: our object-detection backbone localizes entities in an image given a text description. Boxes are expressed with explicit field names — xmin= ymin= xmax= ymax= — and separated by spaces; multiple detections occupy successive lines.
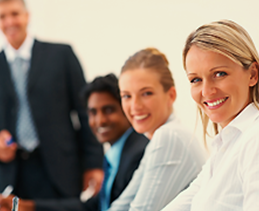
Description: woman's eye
xmin=143 ymin=91 xmax=153 ymax=96
xmin=215 ymin=71 xmax=227 ymax=77
xmin=121 ymin=94 xmax=130 ymax=99
xmin=190 ymin=78 xmax=201 ymax=83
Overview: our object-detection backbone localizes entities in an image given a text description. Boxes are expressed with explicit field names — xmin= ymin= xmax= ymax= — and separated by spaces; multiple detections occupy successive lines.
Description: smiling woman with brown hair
xmin=108 ymin=48 xmax=205 ymax=211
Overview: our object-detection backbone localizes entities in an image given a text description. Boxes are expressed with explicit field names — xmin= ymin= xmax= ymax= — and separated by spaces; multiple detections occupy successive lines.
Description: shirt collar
xmin=143 ymin=113 xmax=176 ymax=138
xmin=3 ymin=34 xmax=34 ymax=62
xmin=212 ymin=103 xmax=259 ymax=150
xmin=227 ymin=103 xmax=259 ymax=132
xmin=166 ymin=112 xmax=176 ymax=124
xmin=105 ymin=127 xmax=133 ymax=168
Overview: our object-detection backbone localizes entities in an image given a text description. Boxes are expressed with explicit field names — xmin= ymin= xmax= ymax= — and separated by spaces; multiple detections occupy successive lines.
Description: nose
xmin=202 ymin=80 xmax=216 ymax=97
xmin=95 ymin=112 xmax=108 ymax=126
xmin=131 ymin=96 xmax=143 ymax=111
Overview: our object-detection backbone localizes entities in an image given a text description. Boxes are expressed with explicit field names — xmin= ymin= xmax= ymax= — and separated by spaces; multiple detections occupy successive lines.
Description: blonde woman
xmin=162 ymin=20 xmax=259 ymax=211
xmin=108 ymin=48 xmax=205 ymax=211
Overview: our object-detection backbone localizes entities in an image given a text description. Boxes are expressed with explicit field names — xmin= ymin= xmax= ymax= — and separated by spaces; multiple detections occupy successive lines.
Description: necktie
xmin=10 ymin=57 xmax=39 ymax=152
xmin=100 ymin=156 xmax=111 ymax=211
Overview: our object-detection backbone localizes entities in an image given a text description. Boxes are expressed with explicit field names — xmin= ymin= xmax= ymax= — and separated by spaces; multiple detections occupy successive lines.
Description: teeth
xmin=97 ymin=127 xmax=111 ymax=133
xmin=207 ymin=98 xmax=226 ymax=107
xmin=134 ymin=114 xmax=148 ymax=120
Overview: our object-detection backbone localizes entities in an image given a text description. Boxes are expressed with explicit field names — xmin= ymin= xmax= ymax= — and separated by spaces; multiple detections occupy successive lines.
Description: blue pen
xmin=6 ymin=138 xmax=14 ymax=146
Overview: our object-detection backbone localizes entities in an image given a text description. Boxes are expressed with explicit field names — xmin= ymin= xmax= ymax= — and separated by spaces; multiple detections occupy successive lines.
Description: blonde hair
xmin=121 ymin=47 xmax=175 ymax=92
xmin=183 ymin=20 xmax=259 ymax=146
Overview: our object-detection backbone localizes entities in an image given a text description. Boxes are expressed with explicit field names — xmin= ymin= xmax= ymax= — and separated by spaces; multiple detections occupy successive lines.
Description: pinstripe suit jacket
xmin=0 ymin=40 xmax=103 ymax=211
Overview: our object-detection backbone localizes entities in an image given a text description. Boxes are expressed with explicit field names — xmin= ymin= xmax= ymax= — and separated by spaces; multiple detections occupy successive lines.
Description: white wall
xmin=1 ymin=0 xmax=259 ymax=153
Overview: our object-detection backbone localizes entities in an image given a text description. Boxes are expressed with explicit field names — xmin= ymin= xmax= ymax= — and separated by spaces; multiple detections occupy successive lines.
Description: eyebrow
xmin=186 ymin=72 xmax=196 ymax=76
xmin=210 ymin=66 xmax=228 ymax=71
xmin=187 ymin=66 xmax=229 ymax=76
xmin=88 ymin=104 xmax=116 ymax=110
xmin=140 ymin=87 xmax=153 ymax=91
xmin=102 ymin=105 xmax=116 ymax=109
xmin=120 ymin=86 xmax=153 ymax=93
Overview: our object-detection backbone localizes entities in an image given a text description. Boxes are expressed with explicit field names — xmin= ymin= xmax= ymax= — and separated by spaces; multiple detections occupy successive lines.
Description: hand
xmin=0 ymin=194 xmax=35 ymax=211
xmin=0 ymin=130 xmax=17 ymax=163
xmin=83 ymin=169 xmax=104 ymax=196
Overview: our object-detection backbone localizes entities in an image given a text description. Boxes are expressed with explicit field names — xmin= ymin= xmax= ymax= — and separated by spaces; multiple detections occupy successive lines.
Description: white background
xmin=1 ymin=0 xmax=259 ymax=154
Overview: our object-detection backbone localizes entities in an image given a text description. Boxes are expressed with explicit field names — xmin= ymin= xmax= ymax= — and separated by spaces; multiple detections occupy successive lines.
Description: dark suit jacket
xmin=0 ymin=40 xmax=103 ymax=211
xmin=83 ymin=130 xmax=149 ymax=211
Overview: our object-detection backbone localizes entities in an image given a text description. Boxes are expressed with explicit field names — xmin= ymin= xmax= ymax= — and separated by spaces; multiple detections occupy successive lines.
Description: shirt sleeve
xmin=109 ymin=127 xmax=202 ymax=211
xmin=239 ymin=133 xmax=259 ymax=211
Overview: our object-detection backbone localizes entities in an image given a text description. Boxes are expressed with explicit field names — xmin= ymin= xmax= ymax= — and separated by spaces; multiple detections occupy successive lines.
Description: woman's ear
xmin=168 ymin=86 xmax=177 ymax=104
xmin=249 ymin=62 xmax=259 ymax=87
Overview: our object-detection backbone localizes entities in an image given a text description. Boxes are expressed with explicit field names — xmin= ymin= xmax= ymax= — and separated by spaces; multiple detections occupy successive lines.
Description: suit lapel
xmin=116 ymin=132 xmax=133 ymax=174
xmin=110 ymin=131 xmax=135 ymax=199
xmin=27 ymin=40 xmax=46 ymax=92
xmin=0 ymin=51 xmax=17 ymax=98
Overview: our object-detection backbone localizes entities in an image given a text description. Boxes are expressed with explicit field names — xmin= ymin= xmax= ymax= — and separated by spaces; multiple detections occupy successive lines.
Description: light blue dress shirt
xmin=102 ymin=127 xmax=133 ymax=211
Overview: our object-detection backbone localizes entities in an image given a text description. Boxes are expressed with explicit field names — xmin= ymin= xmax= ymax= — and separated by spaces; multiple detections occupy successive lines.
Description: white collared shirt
xmin=4 ymin=34 xmax=34 ymax=63
xmin=162 ymin=103 xmax=259 ymax=211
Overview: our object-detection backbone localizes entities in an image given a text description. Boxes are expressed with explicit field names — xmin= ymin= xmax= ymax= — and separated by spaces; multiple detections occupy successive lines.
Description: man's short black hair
xmin=82 ymin=73 xmax=121 ymax=107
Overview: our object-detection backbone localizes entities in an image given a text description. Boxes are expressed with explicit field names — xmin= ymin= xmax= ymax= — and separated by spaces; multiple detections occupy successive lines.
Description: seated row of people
xmin=82 ymin=49 xmax=205 ymax=210
xmin=0 ymin=0 xmax=258 ymax=209
xmin=83 ymin=19 xmax=259 ymax=211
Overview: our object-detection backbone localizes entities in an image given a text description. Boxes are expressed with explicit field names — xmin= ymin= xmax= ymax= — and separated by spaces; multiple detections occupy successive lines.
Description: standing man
xmin=82 ymin=74 xmax=149 ymax=211
xmin=0 ymin=0 xmax=104 ymax=210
